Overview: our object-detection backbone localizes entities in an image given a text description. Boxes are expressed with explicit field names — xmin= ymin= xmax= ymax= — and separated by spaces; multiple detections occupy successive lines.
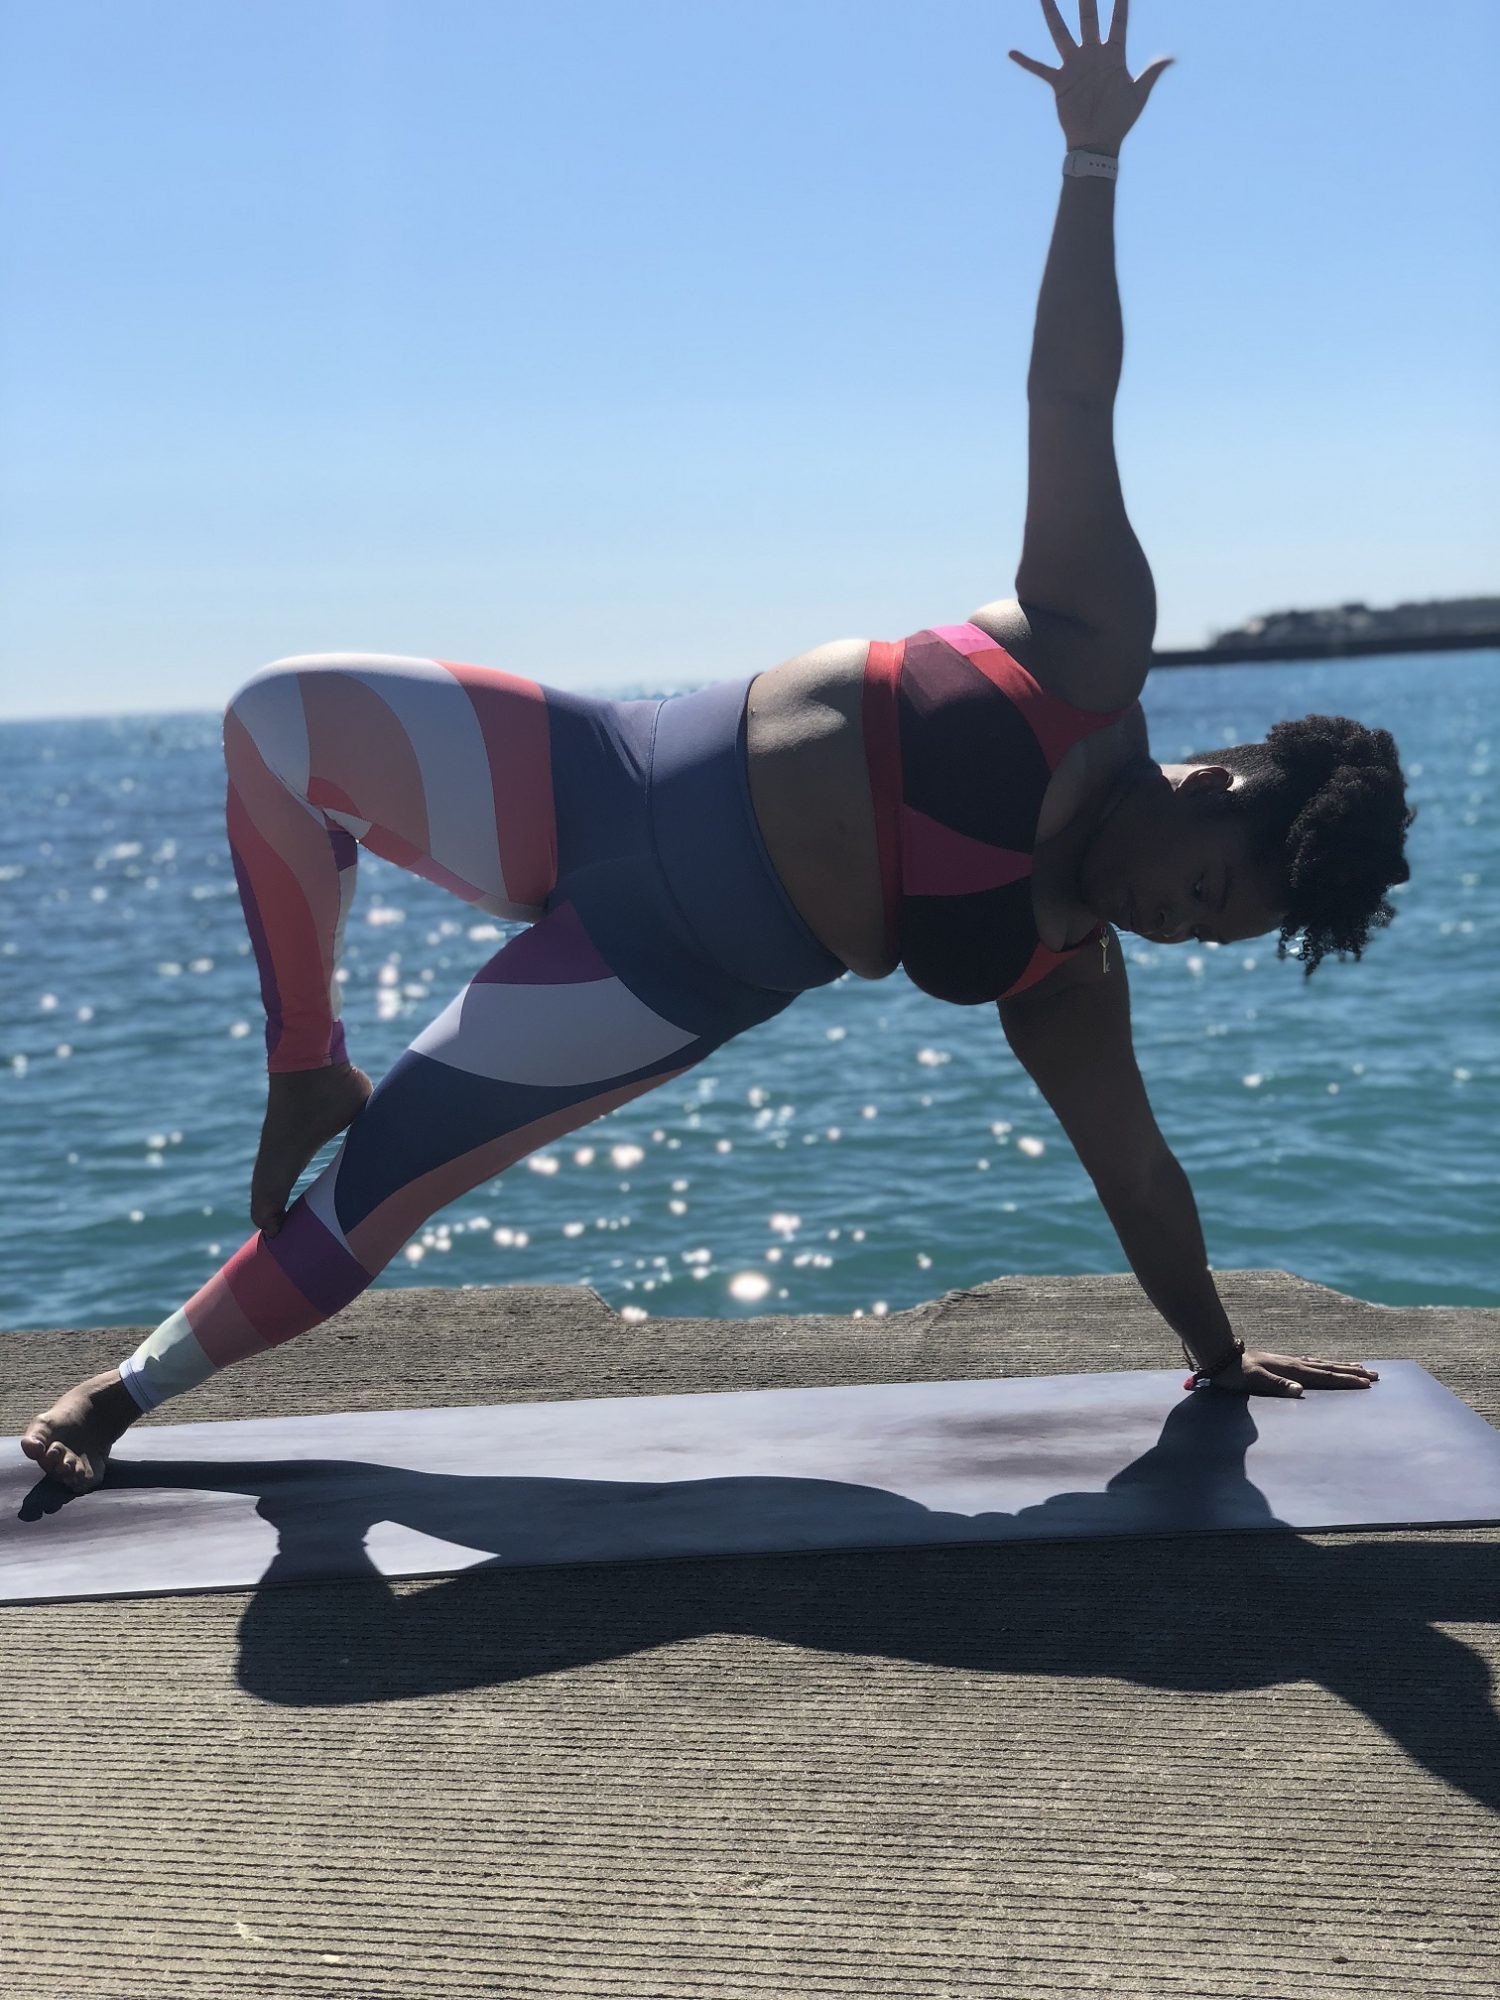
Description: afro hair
xmin=1187 ymin=714 xmax=1415 ymax=975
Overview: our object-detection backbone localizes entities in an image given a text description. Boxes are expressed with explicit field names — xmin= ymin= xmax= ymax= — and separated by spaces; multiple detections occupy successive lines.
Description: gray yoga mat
xmin=7 ymin=1361 xmax=1500 ymax=1606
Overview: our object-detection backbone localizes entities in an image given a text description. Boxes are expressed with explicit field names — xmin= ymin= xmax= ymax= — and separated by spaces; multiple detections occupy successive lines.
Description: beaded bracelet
xmin=1181 ymin=1335 xmax=1246 ymax=1392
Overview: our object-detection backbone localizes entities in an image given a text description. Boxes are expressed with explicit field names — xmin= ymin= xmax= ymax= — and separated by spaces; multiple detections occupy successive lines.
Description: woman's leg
xmin=22 ymin=651 xmax=565 ymax=1486
xmin=226 ymin=652 xmax=558 ymax=1072
xmin=24 ymin=891 xmax=772 ymax=1484
xmin=22 ymin=657 xmax=813 ymax=1489
xmin=224 ymin=653 xmax=558 ymax=1230
xmin=114 ymin=897 xmax=726 ymax=1412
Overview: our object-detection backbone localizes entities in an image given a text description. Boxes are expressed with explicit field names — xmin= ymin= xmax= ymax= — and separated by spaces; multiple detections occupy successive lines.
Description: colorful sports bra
xmin=862 ymin=622 xmax=1133 ymax=1006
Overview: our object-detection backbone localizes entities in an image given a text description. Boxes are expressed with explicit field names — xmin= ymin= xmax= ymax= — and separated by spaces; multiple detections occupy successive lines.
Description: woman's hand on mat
xmin=1009 ymin=0 xmax=1174 ymax=154
xmin=1207 ymin=1350 xmax=1380 ymax=1398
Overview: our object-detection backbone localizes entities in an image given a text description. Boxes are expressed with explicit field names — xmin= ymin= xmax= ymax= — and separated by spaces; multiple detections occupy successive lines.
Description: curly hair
xmin=1186 ymin=715 xmax=1415 ymax=975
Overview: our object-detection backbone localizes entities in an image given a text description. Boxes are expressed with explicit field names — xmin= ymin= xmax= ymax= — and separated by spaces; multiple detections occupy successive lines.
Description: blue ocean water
xmin=0 ymin=649 xmax=1495 ymax=1336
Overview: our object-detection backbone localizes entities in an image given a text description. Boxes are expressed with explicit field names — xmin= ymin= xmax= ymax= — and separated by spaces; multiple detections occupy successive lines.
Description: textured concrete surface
xmin=4 ymin=1268 xmax=1498 ymax=1999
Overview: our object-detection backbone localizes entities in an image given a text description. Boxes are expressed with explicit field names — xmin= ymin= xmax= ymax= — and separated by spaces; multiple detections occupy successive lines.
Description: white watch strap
xmin=1063 ymin=148 xmax=1119 ymax=180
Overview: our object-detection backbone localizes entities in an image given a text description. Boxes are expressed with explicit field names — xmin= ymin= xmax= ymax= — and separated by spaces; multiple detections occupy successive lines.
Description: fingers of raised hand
xmin=1021 ymin=4 xmax=1151 ymax=82
xmin=1137 ymin=55 xmax=1174 ymax=101
xmin=1043 ymin=0 xmax=1127 ymax=53
xmin=1040 ymin=0 xmax=1078 ymax=60
xmin=1008 ymin=49 xmax=1062 ymax=82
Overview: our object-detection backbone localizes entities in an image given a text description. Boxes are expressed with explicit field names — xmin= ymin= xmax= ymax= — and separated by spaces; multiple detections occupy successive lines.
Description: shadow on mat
xmin=24 ymin=1389 xmax=1500 ymax=1812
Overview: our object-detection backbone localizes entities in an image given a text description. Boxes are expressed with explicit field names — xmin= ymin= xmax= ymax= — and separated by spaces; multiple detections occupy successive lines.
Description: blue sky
xmin=1 ymin=0 xmax=1495 ymax=718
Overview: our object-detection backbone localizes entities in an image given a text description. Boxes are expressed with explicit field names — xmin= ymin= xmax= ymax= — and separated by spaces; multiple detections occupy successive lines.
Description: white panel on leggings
xmin=123 ymin=1308 xmax=219 ymax=1404
xmin=227 ymin=662 xmax=314 ymax=796
xmin=325 ymin=808 xmax=372 ymax=837
xmin=302 ymin=1147 xmax=356 ymax=1257
xmin=409 ymin=976 xmax=696 ymax=1087
xmin=344 ymin=657 xmax=507 ymax=906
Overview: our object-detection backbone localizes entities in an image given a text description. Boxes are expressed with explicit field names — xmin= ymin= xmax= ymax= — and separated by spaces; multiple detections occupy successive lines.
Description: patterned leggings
xmin=117 ymin=655 xmax=842 ymax=1413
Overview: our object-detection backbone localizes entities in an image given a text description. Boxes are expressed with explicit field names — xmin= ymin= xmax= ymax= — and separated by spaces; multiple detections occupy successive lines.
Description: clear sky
xmin=1 ymin=0 xmax=1495 ymax=718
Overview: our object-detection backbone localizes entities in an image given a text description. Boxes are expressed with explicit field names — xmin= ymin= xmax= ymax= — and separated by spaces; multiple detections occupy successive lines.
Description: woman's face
xmin=1080 ymin=764 xmax=1286 ymax=947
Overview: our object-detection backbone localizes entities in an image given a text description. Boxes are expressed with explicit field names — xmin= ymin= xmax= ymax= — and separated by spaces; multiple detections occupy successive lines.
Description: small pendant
xmin=1100 ymin=928 xmax=1110 ymax=976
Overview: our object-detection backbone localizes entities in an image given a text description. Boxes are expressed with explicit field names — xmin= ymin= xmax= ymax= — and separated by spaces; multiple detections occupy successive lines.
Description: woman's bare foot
xmin=20 ymin=1369 xmax=143 ymax=1493
xmin=252 ymin=1061 xmax=372 ymax=1236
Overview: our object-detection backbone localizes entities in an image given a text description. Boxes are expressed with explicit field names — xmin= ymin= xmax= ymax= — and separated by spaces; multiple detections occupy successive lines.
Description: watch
xmin=1063 ymin=149 xmax=1119 ymax=180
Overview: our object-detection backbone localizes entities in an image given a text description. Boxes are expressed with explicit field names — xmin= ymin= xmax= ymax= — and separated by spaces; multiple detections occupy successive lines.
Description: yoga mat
xmin=7 ymin=1361 xmax=1500 ymax=1606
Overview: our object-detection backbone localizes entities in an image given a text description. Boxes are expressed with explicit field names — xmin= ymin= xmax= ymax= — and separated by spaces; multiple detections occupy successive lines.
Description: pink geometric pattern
xmin=898 ymin=805 xmax=1034 ymax=898
xmin=860 ymin=624 xmax=1132 ymax=1007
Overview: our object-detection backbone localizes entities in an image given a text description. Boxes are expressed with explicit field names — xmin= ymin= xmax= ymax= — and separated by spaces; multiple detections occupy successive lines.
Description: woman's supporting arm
xmin=995 ymin=941 xmax=1243 ymax=1370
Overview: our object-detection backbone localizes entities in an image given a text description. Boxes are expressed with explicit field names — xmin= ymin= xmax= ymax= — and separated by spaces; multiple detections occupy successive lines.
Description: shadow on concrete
xmin=24 ymin=1390 xmax=1500 ymax=1812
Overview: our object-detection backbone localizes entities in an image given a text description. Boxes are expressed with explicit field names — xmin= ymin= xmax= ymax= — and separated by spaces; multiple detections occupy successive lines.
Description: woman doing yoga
xmin=24 ymin=0 xmax=1411 ymax=1493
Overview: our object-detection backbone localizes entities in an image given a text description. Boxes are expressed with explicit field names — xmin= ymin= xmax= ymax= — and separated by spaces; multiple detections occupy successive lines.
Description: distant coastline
xmin=1153 ymin=594 xmax=1499 ymax=669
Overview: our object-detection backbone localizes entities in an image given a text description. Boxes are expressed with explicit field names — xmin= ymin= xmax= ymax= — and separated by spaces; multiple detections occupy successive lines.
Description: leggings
xmin=117 ymin=654 xmax=845 ymax=1414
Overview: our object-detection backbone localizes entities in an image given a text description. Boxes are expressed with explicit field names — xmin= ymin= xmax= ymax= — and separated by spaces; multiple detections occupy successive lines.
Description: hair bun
xmin=1266 ymin=714 xmax=1397 ymax=788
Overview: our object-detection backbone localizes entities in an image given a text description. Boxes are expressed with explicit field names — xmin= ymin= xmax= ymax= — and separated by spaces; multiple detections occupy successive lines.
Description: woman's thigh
xmin=228 ymin=653 xmax=560 ymax=919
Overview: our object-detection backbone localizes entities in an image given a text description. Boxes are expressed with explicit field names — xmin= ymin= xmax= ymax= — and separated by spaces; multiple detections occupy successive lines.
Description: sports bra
xmin=861 ymin=622 xmax=1134 ymax=1006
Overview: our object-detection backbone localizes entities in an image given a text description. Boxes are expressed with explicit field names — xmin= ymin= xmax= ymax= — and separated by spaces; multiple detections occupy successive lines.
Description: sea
xmin=1 ymin=648 xmax=1495 ymax=1336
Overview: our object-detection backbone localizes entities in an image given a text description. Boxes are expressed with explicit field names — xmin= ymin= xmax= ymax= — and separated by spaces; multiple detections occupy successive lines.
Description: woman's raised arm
xmin=993 ymin=1 xmax=1173 ymax=705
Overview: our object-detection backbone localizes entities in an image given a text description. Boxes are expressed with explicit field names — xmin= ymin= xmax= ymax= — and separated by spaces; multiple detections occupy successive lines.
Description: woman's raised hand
xmin=1009 ymin=0 xmax=1174 ymax=155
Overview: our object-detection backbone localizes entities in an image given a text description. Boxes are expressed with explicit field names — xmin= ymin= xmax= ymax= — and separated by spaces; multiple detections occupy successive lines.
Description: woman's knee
xmin=225 ymin=655 xmax=352 ymax=723
xmin=224 ymin=660 xmax=340 ymax=797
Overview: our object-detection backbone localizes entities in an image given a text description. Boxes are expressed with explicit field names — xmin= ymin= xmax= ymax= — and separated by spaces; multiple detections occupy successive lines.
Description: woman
xmin=23 ymin=0 xmax=1409 ymax=1494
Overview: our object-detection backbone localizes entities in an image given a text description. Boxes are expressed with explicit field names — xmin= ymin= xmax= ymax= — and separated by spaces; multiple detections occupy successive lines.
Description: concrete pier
xmin=5 ymin=1269 xmax=1498 ymax=1998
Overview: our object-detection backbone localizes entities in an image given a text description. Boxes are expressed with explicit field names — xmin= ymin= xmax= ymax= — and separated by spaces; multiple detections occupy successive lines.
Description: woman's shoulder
xmin=966 ymin=597 xmax=1149 ymax=713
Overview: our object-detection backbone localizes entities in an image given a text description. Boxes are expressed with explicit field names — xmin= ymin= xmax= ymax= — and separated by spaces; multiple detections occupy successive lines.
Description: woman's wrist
xmin=1061 ymin=148 xmax=1120 ymax=183
xmin=1182 ymin=1335 xmax=1246 ymax=1381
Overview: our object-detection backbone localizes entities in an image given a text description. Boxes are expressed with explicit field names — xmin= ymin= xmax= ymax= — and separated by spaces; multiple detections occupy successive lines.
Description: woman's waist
xmin=744 ymin=643 xmax=897 ymax=979
xmin=649 ymin=675 xmax=847 ymax=994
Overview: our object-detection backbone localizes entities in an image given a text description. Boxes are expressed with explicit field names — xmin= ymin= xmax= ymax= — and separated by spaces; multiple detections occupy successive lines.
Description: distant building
xmin=1152 ymin=594 xmax=1500 ymax=668
xmin=1210 ymin=596 xmax=1500 ymax=651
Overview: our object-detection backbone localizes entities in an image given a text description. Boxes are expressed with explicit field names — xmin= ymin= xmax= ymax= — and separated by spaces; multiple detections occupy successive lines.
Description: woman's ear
xmin=1176 ymin=764 xmax=1234 ymax=798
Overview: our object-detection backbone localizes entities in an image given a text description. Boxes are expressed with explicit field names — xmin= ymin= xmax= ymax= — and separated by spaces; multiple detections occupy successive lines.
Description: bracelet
xmin=1063 ymin=148 xmax=1119 ymax=180
xmin=1181 ymin=1335 xmax=1245 ymax=1391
